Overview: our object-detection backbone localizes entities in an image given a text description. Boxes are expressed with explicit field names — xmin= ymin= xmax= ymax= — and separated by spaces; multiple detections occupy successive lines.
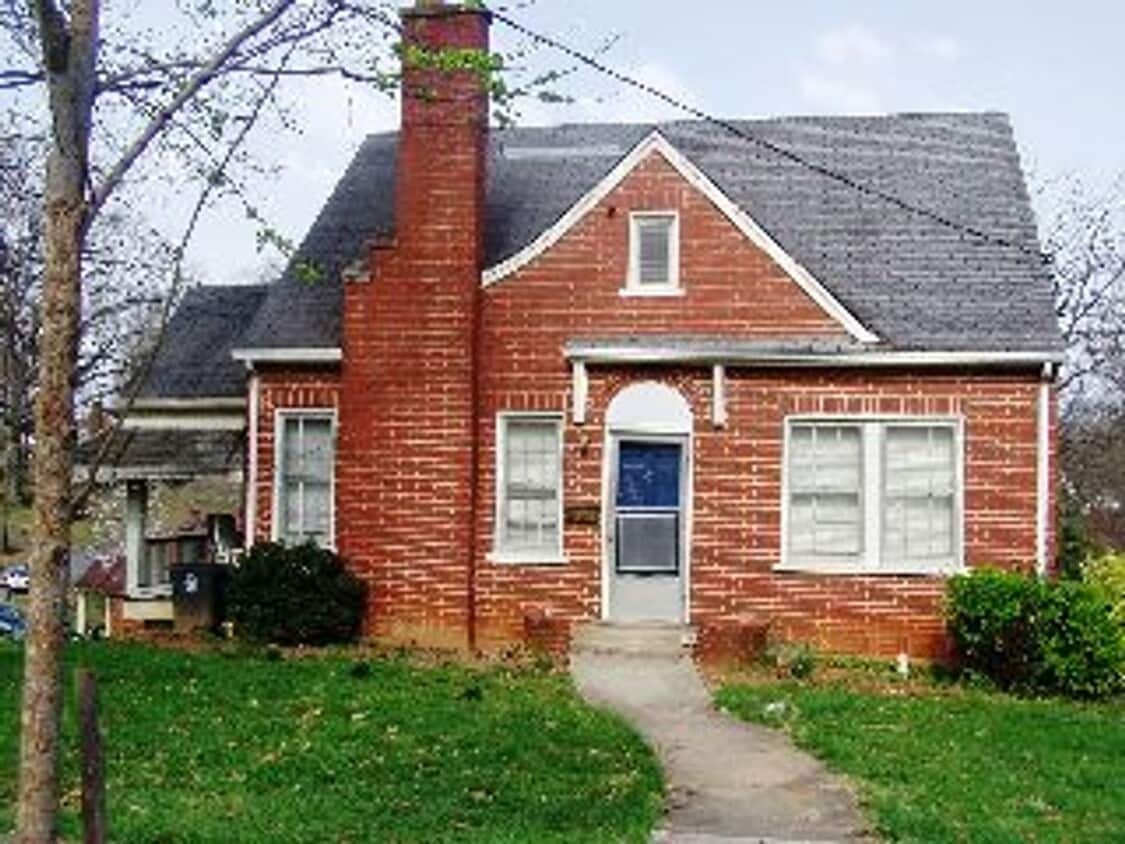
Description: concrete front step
xmin=571 ymin=622 xmax=696 ymax=658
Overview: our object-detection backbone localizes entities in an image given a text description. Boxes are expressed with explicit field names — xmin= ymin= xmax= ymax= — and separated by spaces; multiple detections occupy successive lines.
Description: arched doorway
xmin=603 ymin=382 xmax=693 ymax=623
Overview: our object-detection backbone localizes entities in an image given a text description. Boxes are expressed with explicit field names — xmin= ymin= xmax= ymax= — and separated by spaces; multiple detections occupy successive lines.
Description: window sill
xmin=488 ymin=551 xmax=569 ymax=567
xmin=619 ymin=286 xmax=685 ymax=298
xmin=128 ymin=585 xmax=173 ymax=600
xmin=773 ymin=562 xmax=965 ymax=577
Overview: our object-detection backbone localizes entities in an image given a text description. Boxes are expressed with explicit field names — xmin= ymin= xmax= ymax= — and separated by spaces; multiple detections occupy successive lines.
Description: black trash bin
xmin=171 ymin=563 xmax=229 ymax=635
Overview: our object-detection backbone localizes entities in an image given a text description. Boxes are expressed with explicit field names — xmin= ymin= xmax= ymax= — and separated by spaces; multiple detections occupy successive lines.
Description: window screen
xmin=616 ymin=513 xmax=679 ymax=574
xmin=787 ymin=425 xmax=864 ymax=563
xmin=499 ymin=418 xmax=562 ymax=556
xmin=277 ymin=415 xmax=334 ymax=546
xmin=883 ymin=426 xmax=956 ymax=565
xmin=633 ymin=216 xmax=675 ymax=286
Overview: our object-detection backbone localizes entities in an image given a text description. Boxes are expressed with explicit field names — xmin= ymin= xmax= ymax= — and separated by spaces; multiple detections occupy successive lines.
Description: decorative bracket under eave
xmin=712 ymin=364 xmax=728 ymax=428
xmin=571 ymin=361 xmax=588 ymax=425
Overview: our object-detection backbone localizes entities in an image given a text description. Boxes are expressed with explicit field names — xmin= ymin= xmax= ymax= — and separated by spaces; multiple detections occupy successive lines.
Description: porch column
xmin=75 ymin=591 xmax=87 ymax=637
xmin=124 ymin=479 xmax=148 ymax=596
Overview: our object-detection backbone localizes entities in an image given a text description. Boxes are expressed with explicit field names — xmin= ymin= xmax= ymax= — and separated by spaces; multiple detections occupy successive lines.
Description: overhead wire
xmin=490 ymin=8 xmax=1050 ymax=263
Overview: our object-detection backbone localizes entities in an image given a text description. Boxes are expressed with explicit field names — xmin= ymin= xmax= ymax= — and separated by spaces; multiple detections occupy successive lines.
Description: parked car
xmin=2 ymin=563 xmax=29 ymax=593
xmin=0 ymin=603 xmax=26 ymax=641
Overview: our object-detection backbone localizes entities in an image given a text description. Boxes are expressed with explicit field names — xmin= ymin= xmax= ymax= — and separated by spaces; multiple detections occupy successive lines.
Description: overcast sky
xmin=176 ymin=0 xmax=1125 ymax=286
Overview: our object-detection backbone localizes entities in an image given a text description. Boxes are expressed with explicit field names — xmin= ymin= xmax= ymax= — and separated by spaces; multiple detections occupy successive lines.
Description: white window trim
xmin=271 ymin=408 xmax=338 ymax=550
xmin=778 ymin=415 xmax=966 ymax=576
xmin=623 ymin=211 xmax=682 ymax=296
xmin=490 ymin=412 xmax=568 ymax=565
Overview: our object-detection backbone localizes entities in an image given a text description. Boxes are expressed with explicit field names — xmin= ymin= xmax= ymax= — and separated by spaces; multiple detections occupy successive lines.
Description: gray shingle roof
xmin=142 ymin=284 xmax=268 ymax=398
xmin=236 ymin=112 xmax=1060 ymax=354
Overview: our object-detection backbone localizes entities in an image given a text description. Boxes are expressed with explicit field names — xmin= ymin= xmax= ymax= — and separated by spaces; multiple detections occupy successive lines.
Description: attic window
xmin=625 ymin=212 xmax=681 ymax=295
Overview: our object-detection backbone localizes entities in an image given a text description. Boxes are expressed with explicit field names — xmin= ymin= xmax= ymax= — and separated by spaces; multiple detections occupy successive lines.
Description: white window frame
xmin=491 ymin=412 xmax=567 ymax=565
xmin=272 ymin=408 xmax=337 ymax=549
xmin=778 ymin=415 xmax=965 ymax=575
xmin=623 ymin=211 xmax=682 ymax=296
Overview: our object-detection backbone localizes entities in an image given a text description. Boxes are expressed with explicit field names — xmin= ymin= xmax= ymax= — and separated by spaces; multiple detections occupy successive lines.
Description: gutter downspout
xmin=1035 ymin=362 xmax=1054 ymax=576
xmin=467 ymin=283 xmax=483 ymax=653
xmin=245 ymin=371 xmax=260 ymax=550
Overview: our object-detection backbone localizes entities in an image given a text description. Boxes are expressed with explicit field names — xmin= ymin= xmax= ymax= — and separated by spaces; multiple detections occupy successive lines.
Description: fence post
xmin=77 ymin=668 xmax=106 ymax=844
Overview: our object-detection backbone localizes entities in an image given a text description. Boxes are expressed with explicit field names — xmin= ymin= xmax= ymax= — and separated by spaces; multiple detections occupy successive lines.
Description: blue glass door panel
xmin=616 ymin=442 xmax=682 ymax=509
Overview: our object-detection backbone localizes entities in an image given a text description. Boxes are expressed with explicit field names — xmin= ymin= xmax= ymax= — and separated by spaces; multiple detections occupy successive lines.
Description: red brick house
xmin=107 ymin=2 xmax=1062 ymax=658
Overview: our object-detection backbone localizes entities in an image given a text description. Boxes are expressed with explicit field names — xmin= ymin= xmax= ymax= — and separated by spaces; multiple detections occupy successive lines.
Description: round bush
xmin=947 ymin=568 xmax=1125 ymax=699
xmin=227 ymin=542 xmax=367 ymax=646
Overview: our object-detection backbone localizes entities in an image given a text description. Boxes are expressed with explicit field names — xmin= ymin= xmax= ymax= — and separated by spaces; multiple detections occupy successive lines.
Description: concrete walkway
xmin=570 ymin=625 xmax=869 ymax=843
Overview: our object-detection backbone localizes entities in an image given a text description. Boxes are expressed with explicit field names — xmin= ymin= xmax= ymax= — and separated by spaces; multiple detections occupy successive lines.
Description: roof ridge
xmin=360 ymin=111 xmax=1012 ymax=142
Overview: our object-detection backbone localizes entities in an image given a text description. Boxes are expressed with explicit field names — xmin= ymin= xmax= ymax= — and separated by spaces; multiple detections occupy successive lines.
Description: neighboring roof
xmin=75 ymin=554 xmax=126 ymax=596
xmin=141 ymin=284 xmax=269 ymax=399
xmin=77 ymin=430 xmax=244 ymax=481
xmin=236 ymin=112 xmax=1061 ymax=355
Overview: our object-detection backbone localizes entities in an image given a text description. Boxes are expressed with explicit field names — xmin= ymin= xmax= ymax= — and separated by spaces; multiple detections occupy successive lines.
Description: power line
xmin=491 ymin=9 xmax=1049 ymax=263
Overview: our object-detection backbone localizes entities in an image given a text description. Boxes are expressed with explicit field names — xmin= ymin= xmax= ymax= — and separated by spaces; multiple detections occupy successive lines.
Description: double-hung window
xmin=275 ymin=412 xmax=335 ymax=547
xmin=495 ymin=415 xmax=564 ymax=562
xmin=883 ymin=426 xmax=957 ymax=565
xmin=783 ymin=419 xmax=962 ymax=574
xmin=787 ymin=425 xmax=864 ymax=566
xmin=625 ymin=212 xmax=680 ymax=294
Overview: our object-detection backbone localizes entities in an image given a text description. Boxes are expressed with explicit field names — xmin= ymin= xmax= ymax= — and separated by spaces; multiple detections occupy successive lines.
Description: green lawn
xmin=1 ymin=642 xmax=662 ymax=843
xmin=717 ymin=681 xmax=1125 ymax=843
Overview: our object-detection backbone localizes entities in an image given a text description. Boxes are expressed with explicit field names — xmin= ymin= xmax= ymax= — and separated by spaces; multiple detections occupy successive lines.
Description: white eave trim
xmin=567 ymin=345 xmax=1066 ymax=369
xmin=231 ymin=347 xmax=343 ymax=365
xmin=116 ymin=397 xmax=246 ymax=412
xmin=481 ymin=130 xmax=879 ymax=345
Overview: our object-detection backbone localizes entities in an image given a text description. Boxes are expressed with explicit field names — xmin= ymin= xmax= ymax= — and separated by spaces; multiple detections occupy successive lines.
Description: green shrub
xmin=1057 ymin=491 xmax=1100 ymax=579
xmin=764 ymin=641 xmax=817 ymax=680
xmin=227 ymin=543 xmax=367 ymax=646
xmin=947 ymin=568 xmax=1124 ymax=699
xmin=1083 ymin=552 xmax=1125 ymax=626
xmin=946 ymin=569 xmax=1045 ymax=690
xmin=1038 ymin=580 xmax=1125 ymax=698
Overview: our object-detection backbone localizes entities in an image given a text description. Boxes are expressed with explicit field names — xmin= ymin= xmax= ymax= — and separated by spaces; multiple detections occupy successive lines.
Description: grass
xmin=717 ymin=679 xmax=1125 ymax=843
xmin=1 ymin=642 xmax=663 ymax=843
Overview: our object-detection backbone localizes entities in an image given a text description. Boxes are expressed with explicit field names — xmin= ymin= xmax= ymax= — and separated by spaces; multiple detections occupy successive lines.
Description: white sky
xmin=156 ymin=0 xmax=1125 ymax=286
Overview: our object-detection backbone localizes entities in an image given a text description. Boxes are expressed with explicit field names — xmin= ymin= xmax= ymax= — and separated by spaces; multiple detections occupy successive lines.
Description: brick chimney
xmin=396 ymin=1 xmax=491 ymax=253
xmin=338 ymin=1 xmax=491 ymax=646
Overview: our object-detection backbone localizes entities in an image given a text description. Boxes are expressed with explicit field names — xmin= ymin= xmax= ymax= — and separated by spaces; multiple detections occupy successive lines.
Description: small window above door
xmin=624 ymin=212 xmax=682 ymax=296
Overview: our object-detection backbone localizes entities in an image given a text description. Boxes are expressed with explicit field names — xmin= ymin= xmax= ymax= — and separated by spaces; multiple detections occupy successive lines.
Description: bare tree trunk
xmin=1 ymin=272 xmax=15 ymax=553
xmin=17 ymin=2 xmax=99 ymax=841
xmin=17 ymin=170 xmax=85 ymax=844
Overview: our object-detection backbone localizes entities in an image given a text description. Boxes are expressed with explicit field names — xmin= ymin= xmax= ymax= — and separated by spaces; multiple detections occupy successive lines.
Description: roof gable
xmin=483 ymin=131 xmax=878 ymax=343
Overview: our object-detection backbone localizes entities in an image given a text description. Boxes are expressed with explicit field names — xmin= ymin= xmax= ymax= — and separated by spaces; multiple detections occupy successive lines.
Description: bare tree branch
xmin=89 ymin=0 xmax=297 ymax=218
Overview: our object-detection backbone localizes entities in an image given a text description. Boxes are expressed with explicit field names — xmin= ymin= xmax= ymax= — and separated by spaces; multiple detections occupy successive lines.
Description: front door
xmin=607 ymin=438 xmax=687 ymax=623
